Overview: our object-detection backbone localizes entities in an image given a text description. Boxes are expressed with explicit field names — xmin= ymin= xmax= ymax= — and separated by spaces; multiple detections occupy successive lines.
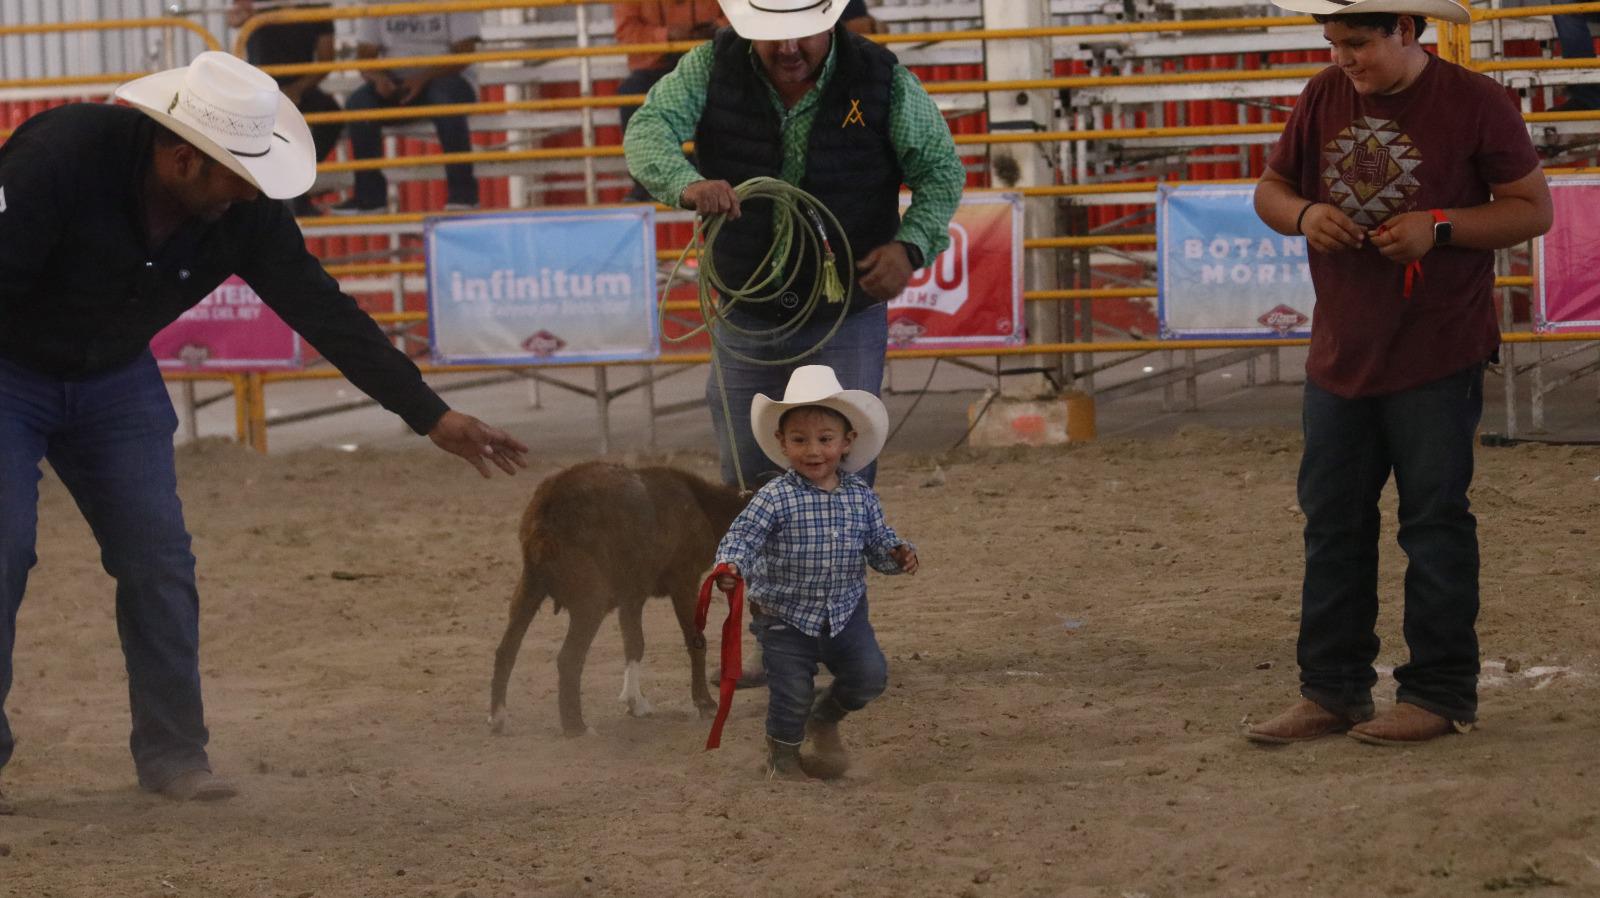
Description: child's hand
xmin=891 ymin=545 xmax=919 ymax=574
xmin=715 ymin=565 xmax=740 ymax=592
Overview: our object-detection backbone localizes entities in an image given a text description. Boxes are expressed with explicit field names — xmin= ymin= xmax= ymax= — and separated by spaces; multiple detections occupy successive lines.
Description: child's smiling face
xmin=777 ymin=406 xmax=855 ymax=489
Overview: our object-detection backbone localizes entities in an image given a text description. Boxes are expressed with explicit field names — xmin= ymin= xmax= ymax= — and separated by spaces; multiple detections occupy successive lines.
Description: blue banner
xmin=426 ymin=208 xmax=659 ymax=365
xmin=1157 ymin=184 xmax=1316 ymax=339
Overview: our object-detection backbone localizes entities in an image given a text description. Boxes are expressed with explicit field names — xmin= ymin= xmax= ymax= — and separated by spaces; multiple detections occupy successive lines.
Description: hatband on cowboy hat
xmin=115 ymin=51 xmax=316 ymax=199
xmin=718 ymin=0 xmax=849 ymax=41
xmin=752 ymin=365 xmax=889 ymax=474
xmin=1269 ymin=0 xmax=1470 ymax=25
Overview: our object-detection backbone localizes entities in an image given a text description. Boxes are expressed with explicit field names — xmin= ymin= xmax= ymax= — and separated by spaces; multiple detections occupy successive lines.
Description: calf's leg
xmin=668 ymin=583 xmax=717 ymax=717
xmin=616 ymin=597 xmax=653 ymax=717
xmin=488 ymin=564 xmax=545 ymax=733
xmin=556 ymin=602 xmax=607 ymax=737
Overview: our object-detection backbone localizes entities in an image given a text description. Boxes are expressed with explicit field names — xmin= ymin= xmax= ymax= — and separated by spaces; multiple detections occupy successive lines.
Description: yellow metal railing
xmin=7 ymin=1 xmax=1598 ymax=450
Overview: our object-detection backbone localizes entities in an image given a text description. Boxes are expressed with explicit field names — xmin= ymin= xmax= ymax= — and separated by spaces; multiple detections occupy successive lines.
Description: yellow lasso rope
xmin=659 ymin=176 xmax=856 ymax=492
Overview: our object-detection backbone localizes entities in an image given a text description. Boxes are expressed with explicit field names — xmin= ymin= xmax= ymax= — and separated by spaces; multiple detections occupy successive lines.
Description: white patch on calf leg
xmin=619 ymin=659 xmax=654 ymax=717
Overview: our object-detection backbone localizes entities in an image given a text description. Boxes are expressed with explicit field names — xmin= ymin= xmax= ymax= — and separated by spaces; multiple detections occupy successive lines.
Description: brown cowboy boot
xmin=802 ymin=688 xmax=851 ymax=779
xmin=764 ymin=737 xmax=808 ymax=782
xmin=1245 ymin=698 xmax=1369 ymax=744
xmin=1347 ymin=702 xmax=1465 ymax=746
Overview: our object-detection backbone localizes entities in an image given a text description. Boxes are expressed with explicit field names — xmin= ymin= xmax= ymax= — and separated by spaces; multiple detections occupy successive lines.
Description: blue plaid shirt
xmin=715 ymin=470 xmax=911 ymax=637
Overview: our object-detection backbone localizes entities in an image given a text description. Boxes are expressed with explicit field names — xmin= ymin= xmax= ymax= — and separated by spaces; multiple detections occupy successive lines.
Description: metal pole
xmin=576 ymin=3 xmax=598 ymax=205
xmin=594 ymin=365 xmax=610 ymax=455
xmin=981 ymin=0 xmax=1059 ymax=397
xmin=183 ymin=379 xmax=199 ymax=444
xmin=644 ymin=364 xmax=657 ymax=450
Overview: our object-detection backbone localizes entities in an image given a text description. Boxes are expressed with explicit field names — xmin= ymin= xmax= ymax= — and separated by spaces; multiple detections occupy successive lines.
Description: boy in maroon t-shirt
xmin=1245 ymin=0 xmax=1552 ymax=746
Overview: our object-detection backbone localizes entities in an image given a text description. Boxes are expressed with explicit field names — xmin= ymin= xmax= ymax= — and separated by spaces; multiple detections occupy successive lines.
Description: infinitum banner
xmin=1157 ymin=184 xmax=1317 ymax=339
xmin=1535 ymin=175 xmax=1600 ymax=333
xmin=426 ymin=208 xmax=659 ymax=365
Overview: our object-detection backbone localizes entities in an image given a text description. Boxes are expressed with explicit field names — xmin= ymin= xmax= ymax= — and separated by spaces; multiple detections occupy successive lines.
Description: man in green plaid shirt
xmin=624 ymin=0 xmax=965 ymax=498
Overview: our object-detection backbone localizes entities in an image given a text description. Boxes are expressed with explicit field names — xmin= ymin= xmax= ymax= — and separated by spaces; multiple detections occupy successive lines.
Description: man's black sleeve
xmin=235 ymin=200 xmax=450 ymax=435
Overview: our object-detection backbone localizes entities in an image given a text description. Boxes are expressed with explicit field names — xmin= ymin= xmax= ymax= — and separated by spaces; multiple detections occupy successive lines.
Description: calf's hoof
xmin=624 ymin=695 xmax=655 ymax=718
xmin=488 ymin=709 xmax=509 ymax=734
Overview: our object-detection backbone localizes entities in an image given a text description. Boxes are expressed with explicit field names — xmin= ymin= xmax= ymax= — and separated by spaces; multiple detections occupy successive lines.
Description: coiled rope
xmin=659 ymin=177 xmax=856 ymax=492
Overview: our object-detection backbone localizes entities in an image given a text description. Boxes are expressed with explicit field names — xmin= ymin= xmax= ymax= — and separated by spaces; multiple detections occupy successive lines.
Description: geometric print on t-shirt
xmin=1320 ymin=115 xmax=1422 ymax=229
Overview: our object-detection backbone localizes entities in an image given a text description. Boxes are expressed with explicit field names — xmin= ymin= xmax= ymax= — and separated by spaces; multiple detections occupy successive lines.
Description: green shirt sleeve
xmin=622 ymin=42 xmax=716 ymax=208
xmin=888 ymin=65 xmax=965 ymax=264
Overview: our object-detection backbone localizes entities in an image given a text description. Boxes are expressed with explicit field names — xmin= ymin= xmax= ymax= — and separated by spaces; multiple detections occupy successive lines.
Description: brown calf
xmin=488 ymin=461 xmax=749 ymax=736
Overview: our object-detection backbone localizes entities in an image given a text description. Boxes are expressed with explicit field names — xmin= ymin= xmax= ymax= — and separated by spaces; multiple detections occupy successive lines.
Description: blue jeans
xmin=1554 ymin=11 xmax=1600 ymax=108
xmin=755 ymin=599 xmax=888 ymax=744
xmin=345 ymin=73 xmax=480 ymax=207
xmin=1296 ymin=364 xmax=1485 ymax=723
xmin=706 ymin=303 xmax=889 ymax=488
xmin=0 ymin=352 xmax=209 ymax=790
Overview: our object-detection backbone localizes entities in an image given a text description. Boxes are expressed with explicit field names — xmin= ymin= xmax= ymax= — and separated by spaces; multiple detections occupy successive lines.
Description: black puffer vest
xmin=695 ymin=25 xmax=902 ymax=322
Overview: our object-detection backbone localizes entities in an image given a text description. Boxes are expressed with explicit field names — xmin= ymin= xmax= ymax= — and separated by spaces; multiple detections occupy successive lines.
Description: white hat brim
xmin=752 ymin=388 xmax=889 ymax=474
xmin=722 ymin=0 xmax=849 ymax=41
xmin=1271 ymin=0 xmax=1470 ymax=24
xmin=116 ymin=67 xmax=317 ymax=200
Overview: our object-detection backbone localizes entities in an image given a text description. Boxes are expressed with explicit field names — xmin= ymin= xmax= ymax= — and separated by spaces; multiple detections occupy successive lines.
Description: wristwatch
xmin=898 ymin=240 xmax=926 ymax=270
xmin=1430 ymin=208 xmax=1453 ymax=247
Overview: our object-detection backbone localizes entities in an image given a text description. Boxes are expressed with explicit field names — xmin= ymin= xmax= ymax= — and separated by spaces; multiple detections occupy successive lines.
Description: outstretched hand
xmin=891 ymin=544 xmax=919 ymax=574
xmin=427 ymin=410 xmax=529 ymax=478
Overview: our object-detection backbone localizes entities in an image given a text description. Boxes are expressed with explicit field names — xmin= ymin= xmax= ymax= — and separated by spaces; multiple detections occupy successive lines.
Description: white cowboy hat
xmin=115 ymin=51 xmax=316 ymax=199
xmin=751 ymin=365 xmax=889 ymax=474
xmin=719 ymin=0 xmax=849 ymax=41
xmin=1270 ymin=0 xmax=1470 ymax=24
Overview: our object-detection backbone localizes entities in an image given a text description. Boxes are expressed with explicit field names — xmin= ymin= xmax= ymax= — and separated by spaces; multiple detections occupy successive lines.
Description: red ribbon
xmin=1372 ymin=223 xmax=1424 ymax=299
xmin=1402 ymin=259 xmax=1423 ymax=299
xmin=694 ymin=562 xmax=744 ymax=750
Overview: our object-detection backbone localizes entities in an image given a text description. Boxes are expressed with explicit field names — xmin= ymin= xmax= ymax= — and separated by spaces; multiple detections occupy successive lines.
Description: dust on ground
xmin=2 ymin=429 xmax=1597 ymax=898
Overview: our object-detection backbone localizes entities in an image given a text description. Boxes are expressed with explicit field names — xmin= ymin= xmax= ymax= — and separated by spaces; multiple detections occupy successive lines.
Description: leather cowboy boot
xmin=765 ymin=736 xmax=808 ymax=781
xmin=802 ymin=687 xmax=851 ymax=779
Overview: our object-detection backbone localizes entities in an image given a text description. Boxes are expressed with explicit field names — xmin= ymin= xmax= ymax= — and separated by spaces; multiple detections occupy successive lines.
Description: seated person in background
xmin=227 ymin=0 xmax=342 ymax=213
xmin=841 ymin=0 xmax=883 ymax=35
xmin=333 ymin=7 xmax=482 ymax=213
xmin=1552 ymin=4 xmax=1600 ymax=111
xmin=614 ymin=0 xmax=728 ymax=200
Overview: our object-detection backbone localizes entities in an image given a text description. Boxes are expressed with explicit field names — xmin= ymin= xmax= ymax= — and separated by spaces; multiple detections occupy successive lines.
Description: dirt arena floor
xmin=2 ymin=426 xmax=1597 ymax=898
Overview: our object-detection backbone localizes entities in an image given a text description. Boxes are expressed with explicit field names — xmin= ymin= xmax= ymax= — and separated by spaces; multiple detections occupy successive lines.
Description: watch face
xmin=1435 ymin=220 xmax=1453 ymax=246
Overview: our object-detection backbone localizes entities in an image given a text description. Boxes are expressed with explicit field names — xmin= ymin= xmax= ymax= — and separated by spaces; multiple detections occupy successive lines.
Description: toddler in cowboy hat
xmin=713 ymin=365 xmax=919 ymax=780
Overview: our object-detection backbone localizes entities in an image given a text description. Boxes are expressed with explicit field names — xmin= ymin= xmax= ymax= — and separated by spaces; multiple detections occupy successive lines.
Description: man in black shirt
xmin=0 ymin=51 xmax=528 ymax=812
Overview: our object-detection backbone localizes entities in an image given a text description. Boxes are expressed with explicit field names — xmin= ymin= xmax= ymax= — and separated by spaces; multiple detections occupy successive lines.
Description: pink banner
xmin=152 ymin=276 xmax=301 ymax=371
xmin=886 ymin=193 xmax=1025 ymax=349
xmin=1536 ymin=177 xmax=1600 ymax=332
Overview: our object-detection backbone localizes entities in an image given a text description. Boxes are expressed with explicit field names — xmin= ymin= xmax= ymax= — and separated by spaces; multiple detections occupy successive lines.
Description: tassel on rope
xmin=694 ymin=563 xmax=745 ymax=750
xmin=822 ymin=253 xmax=845 ymax=303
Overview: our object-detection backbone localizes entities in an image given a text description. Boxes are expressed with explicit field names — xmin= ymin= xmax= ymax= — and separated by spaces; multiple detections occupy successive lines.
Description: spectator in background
xmin=227 ymin=0 xmax=341 ymax=214
xmin=332 ymin=7 xmax=482 ymax=213
xmin=1552 ymin=6 xmax=1600 ymax=111
xmin=614 ymin=0 xmax=728 ymax=200
xmin=841 ymin=0 xmax=883 ymax=35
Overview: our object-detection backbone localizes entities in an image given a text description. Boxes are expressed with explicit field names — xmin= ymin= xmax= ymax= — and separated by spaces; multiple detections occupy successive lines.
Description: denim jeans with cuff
xmin=1296 ymin=363 xmax=1485 ymax=723
xmin=754 ymin=598 xmax=888 ymax=744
